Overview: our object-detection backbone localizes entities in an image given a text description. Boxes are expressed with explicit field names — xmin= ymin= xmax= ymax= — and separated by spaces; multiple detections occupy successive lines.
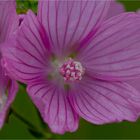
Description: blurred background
xmin=1 ymin=0 xmax=140 ymax=139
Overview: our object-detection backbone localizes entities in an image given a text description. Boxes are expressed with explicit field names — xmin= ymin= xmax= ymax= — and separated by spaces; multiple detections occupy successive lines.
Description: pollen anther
xmin=59 ymin=58 xmax=85 ymax=81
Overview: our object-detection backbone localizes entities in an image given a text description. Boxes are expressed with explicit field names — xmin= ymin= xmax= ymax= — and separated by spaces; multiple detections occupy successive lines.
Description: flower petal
xmin=0 ymin=58 xmax=18 ymax=128
xmin=0 ymin=79 xmax=18 ymax=128
xmin=27 ymin=82 xmax=79 ymax=134
xmin=127 ymin=79 xmax=140 ymax=94
xmin=71 ymin=76 xmax=140 ymax=124
xmin=2 ymin=10 xmax=51 ymax=83
xmin=37 ymin=0 xmax=110 ymax=55
xmin=0 ymin=0 xmax=18 ymax=42
xmin=78 ymin=13 xmax=140 ymax=81
xmin=0 ymin=0 xmax=18 ymax=128
xmin=106 ymin=1 xmax=124 ymax=19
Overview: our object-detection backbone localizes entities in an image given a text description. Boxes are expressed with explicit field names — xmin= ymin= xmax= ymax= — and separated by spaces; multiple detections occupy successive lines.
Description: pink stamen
xmin=59 ymin=58 xmax=85 ymax=81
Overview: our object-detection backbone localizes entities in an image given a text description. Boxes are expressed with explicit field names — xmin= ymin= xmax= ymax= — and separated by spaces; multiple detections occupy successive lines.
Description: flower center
xmin=59 ymin=58 xmax=85 ymax=81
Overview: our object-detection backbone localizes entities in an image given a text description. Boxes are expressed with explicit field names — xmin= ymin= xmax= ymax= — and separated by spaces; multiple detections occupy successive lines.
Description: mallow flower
xmin=2 ymin=0 xmax=140 ymax=134
xmin=0 ymin=1 xmax=18 ymax=128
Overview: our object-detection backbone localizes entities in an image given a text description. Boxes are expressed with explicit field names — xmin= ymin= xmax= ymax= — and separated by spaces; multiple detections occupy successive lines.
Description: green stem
xmin=11 ymin=108 xmax=52 ymax=139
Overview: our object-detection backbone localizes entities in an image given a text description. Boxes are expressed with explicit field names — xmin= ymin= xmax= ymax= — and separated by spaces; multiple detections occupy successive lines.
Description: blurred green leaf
xmin=28 ymin=128 xmax=44 ymax=138
xmin=12 ymin=85 xmax=41 ymax=128
xmin=54 ymin=119 xmax=140 ymax=139
xmin=0 ymin=114 xmax=35 ymax=139
xmin=16 ymin=0 xmax=38 ymax=14
xmin=119 ymin=0 xmax=140 ymax=11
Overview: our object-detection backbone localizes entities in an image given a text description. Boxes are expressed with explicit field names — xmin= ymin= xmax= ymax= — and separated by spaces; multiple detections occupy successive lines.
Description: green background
xmin=1 ymin=0 xmax=140 ymax=139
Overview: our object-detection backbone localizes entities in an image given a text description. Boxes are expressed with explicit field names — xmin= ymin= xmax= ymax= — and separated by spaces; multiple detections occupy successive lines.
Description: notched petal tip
xmin=27 ymin=83 xmax=79 ymax=134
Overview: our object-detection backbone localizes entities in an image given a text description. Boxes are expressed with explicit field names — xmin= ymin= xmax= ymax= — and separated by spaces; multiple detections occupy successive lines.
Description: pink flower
xmin=2 ymin=0 xmax=140 ymax=134
xmin=0 ymin=1 xmax=18 ymax=128
xmin=107 ymin=1 xmax=124 ymax=19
